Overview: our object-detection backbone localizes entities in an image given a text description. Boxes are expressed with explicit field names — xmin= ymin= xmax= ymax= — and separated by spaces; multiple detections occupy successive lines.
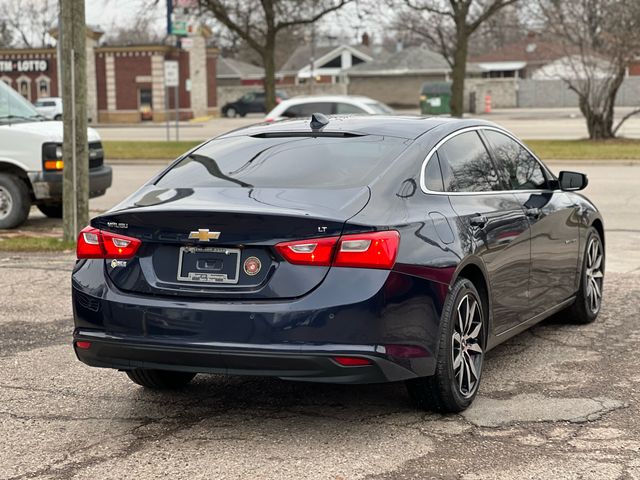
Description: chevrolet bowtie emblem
xmin=188 ymin=229 xmax=221 ymax=242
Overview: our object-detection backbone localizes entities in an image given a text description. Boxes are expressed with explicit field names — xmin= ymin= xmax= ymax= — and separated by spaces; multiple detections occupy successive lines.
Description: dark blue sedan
xmin=72 ymin=115 xmax=604 ymax=412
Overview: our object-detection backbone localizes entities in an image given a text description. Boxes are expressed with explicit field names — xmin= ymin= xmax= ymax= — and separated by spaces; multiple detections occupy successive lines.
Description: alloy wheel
xmin=451 ymin=294 xmax=484 ymax=398
xmin=0 ymin=186 xmax=12 ymax=220
xmin=585 ymin=237 xmax=604 ymax=314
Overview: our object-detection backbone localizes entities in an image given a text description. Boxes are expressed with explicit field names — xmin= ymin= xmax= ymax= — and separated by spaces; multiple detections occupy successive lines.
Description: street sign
xmin=181 ymin=37 xmax=194 ymax=49
xmin=171 ymin=20 xmax=188 ymax=36
xmin=164 ymin=61 xmax=179 ymax=87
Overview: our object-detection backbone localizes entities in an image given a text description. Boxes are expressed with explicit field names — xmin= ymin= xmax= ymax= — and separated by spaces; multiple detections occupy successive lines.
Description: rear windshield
xmin=155 ymin=135 xmax=410 ymax=189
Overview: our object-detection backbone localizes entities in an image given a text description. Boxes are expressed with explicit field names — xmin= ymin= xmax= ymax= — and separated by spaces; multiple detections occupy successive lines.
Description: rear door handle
xmin=469 ymin=214 xmax=488 ymax=228
xmin=525 ymin=207 xmax=541 ymax=219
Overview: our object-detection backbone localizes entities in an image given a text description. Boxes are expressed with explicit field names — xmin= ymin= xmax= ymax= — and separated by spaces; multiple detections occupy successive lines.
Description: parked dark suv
xmin=221 ymin=90 xmax=288 ymax=117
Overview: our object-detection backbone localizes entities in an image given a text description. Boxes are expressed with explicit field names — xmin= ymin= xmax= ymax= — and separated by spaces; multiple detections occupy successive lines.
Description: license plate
xmin=176 ymin=246 xmax=240 ymax=284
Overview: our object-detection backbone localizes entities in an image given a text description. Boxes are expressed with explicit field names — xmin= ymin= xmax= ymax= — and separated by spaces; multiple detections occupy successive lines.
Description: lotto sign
xmin=0 ymin=59 xmax=49 ymax=73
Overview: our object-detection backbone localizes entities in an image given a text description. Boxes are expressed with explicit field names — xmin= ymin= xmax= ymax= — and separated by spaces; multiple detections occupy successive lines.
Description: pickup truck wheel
xmin=37 ymin=203 xmax=63 ymax=218
xmin=0 ymin=174 xmax=30 ymax=229
xmin=54 ymin=114 xmax=62 ymax=120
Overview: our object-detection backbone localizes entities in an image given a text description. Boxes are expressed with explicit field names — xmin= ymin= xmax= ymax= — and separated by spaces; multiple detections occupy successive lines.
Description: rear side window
xmin=423 ymin=152 xmax=444 ymax=191
xmin=156 ymin=135 xmax=411 ymax=189
xmin=436 ymin=131 xmax=502 ymax=192
xmin=483 ymin=130 xmax=547 ymax=190
xmin=281 ymin=102 xmax=333 ymax=117
xmin=335 ymin=103 xmax=366 ymax=114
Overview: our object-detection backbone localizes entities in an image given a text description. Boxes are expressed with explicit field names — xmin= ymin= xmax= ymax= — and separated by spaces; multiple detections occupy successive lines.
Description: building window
xmin=0 ymin=76 xmax=11 ymax=86
xmin=16 ymin=76 xmax=31 ymax=100
xmin=36 ymin=75 xmax=51 ymax=98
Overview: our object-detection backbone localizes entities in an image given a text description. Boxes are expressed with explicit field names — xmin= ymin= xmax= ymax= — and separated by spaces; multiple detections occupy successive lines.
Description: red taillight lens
xmin=334 ymin=231 xmax=400 ymax=269
xmin=384 ymin=344 xmax=429 ymax=358
xmin=75 ymin=341 xmax=92 ymax=350
xmin=76 ymin=226 xmax=141 ymax=259
xmin=333 ymin=356 xmax=372 ymax=366
xmin=275 ymin=236 xmax=338 ymax=266
xmin=274 ymin=231 xmax=399 ymax=269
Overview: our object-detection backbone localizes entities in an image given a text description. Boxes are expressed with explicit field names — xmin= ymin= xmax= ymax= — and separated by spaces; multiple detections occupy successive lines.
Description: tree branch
xmin=200 ymin=0 xmax=266 ymax=54
xmin=276 ymin=0 xmax=354 ymax=31
xmin=405 ymin=0 xmax=454 ymax=18
xmin=612 ymin=108 xmax=640 ymax=136
xmin=469 ymin=0 xmax=519 ymax=33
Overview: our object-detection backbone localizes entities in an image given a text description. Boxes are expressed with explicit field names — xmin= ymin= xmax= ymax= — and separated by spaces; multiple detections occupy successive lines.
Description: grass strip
xmin=0 ymin=236 xmax=76 ymax=252
xmin=103 ymin=139 xmax=640 ymax=161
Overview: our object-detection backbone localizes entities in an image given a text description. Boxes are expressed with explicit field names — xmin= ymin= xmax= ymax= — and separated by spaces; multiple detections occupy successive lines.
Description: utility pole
xmin=309 ymin=20 xmax=316 ymax=94
xmin=60 ymin=0 xmax=88 ymax=242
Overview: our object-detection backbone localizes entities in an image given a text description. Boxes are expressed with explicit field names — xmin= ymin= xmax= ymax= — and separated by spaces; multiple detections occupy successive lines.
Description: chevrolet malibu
xmin=72 ymin=115 xmax=604 ymax=412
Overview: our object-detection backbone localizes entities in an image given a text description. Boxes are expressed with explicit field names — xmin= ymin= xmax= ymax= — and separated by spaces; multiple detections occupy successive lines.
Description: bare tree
xmin=104 ymin=11 xmax=164 ymax=45
xmin=469 ymin=3 xmax=524 ymax=55
xmin=396 ymin=0 xmax=519 ymax=117
xmin=0 ymin=20 xmax=13 ymax=48
xmin=198 ymin=0 xmax=353 ymax=110
xmin=0 ymin=0 xmax=57 ymax=48
xmin=536 ymin=0 xmax=640 ymax=140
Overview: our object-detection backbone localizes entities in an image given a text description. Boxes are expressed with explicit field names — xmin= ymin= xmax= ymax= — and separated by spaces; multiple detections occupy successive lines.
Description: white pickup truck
xmin=0 ymin=80 xmax=111 ymax=229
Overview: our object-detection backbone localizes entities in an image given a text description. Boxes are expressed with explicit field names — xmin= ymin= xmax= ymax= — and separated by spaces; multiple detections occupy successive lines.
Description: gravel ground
xmin=0 ymin=251 xmax=638 ymax=479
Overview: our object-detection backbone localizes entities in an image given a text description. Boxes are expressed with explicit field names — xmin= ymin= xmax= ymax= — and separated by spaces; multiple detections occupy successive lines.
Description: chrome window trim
xmin=419 ymin=125 xmax=555 ymax=196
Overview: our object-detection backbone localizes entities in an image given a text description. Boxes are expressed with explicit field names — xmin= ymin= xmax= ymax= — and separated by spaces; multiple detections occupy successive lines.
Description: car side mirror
xmin=558 ymin=171 xmax=588 ymax=191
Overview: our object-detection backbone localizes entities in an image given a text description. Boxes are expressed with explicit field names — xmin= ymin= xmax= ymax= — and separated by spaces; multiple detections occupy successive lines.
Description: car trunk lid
xmin=94 ymin=185 xmax=370 ymax=299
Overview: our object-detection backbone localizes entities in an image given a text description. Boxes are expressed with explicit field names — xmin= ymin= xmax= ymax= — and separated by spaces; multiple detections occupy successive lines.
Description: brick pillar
xmin=105 ymin=54 xmax=116 ymax=111
xmin=151 ymin=54 xmax=165 ymax=121
xmin=188 ymin=31 xmax=208 ymax=118
xmin=85 ymin=30 xmax=101 ymax=124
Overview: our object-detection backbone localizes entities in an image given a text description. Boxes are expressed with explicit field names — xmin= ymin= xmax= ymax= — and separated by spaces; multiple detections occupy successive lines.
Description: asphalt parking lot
xmin=1 ymin=161 xmax=639 ymax=479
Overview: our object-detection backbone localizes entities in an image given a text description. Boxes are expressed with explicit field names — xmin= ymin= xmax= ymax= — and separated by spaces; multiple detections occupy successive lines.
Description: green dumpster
xmin=419 ymin=82 xmax=452 ymax=115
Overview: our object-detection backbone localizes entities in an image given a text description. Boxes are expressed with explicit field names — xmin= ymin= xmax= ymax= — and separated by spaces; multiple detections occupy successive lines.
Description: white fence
xmin=517 ymin=78 xmax=640 ymax=108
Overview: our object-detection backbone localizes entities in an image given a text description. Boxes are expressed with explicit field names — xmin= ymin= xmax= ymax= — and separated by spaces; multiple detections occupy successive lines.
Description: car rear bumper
xmin=72 ymin=260 xmax=447 ymax=383
xmin=72 ymin=332 xmax=421 ymax=383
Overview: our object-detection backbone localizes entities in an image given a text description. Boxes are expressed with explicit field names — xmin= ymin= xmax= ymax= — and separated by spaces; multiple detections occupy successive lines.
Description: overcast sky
xmin=85 ymin=0 xmax=165 ymax=34
xmin=84 ymin=0 xmax=390 ymax=45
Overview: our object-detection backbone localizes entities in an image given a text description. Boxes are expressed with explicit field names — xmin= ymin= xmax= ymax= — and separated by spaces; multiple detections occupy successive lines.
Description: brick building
xmin=0 ymin=27 xmax=219 ymax=123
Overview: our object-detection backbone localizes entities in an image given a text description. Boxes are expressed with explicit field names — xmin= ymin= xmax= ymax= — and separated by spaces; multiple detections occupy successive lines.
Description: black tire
xmin=37 ymin=203 xmax=63 ymax=218
xmin=406 ymin=278 xmax=486 ymax=412
xmin=0 ymin=173 xmax=31 ymax=229
xmin=54 ymin=114 xmax=62 ymax=121
xmin=560 ymin=227 xmax=604 ymax=324
xmin=125 ymin=369 xmax=196 ymax=389
xmin=225 ymin=107 xmax=236 ymax=118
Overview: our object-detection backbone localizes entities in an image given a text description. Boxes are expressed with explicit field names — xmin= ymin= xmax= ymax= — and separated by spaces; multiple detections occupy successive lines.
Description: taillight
xmin=275 ymin=236 xmax=338 ymax=266
xmin=334 ymin=231 xmax=399 ymax=269
xmin=274 ymin=231 xmax=399 ymax=269
xmin=77 ymin=226 xmax=141 ymax=259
